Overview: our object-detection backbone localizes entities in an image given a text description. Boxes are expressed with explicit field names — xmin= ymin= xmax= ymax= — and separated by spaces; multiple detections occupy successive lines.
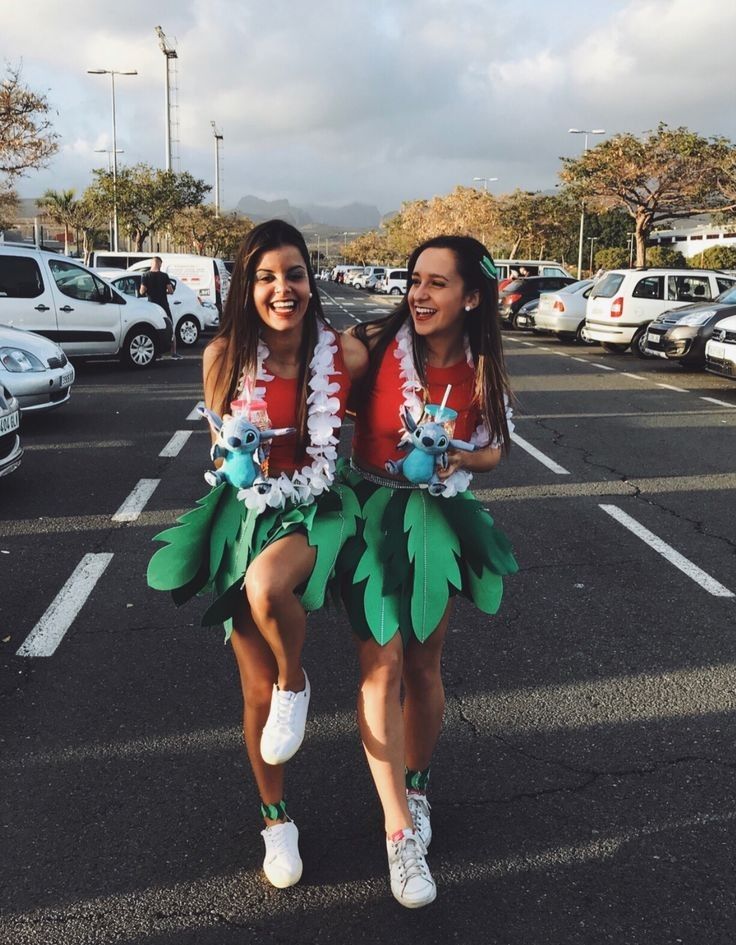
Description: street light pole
xmin=473 ymin=176 xmax=499 ymax=192
xmin=94 ymin=148 xmax=124 ymax=250
xmin=588 ymin=236 xmax=599 ymax=274
xmin=211 ymin=122 xmax=223 ymax=216
xmin=568 ymin=128 xmax=605 ymax=279
xmin=87 ymin=69 xmax=138 ymax=252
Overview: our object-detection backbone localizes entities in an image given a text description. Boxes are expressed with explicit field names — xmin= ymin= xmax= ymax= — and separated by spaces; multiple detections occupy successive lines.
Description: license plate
xmin=60 ymin=370 xmax=74 ymax=386
xmin=647 ymin=332 xmax=660 ymax=345
xmin=0 ymin=410 xmax=19 ymax=434
xmin=709 ymin=342 xmax=725 ymax=359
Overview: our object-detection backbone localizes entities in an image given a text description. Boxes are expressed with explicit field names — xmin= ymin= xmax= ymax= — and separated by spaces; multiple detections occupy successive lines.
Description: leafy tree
xmin=645 ymin=246 xmax=686 ymax=268
xmin=687 ymin=244 xmax=736 ymax=270
xmin=344 ymin=230 xmax=390 ymax=264
xmin=86 ymin=163 xmax=211 ymax=250
xmin=594 ymin=246 xmax=629 ymax=270
xmin=560 ymin=124 xmax=736 ymax=266
xmin=37 ymin=188 xmax=78 ymax=254
xmin=168 ymin=205 xmax=253 ymax=257
xmin=586 ymin=208 xmax=633 ymax=251
xmin=0 ymin=64 xmax=58 ymax=235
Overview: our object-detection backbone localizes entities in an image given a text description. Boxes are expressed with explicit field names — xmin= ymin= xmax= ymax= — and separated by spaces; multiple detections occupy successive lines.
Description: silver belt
xmin=349 ymin=458 xmax=420 ymax=489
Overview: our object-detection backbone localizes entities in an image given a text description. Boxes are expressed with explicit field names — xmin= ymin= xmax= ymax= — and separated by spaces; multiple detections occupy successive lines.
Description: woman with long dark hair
xmin=340 ymin=235 xmax=518 ymax=908
xmin=148 ymin=220 xmax=367 ymax=889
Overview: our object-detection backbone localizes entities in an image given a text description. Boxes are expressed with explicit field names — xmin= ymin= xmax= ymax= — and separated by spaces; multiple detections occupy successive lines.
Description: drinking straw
xmin=438 ymin=384 xmax=452 ymax=420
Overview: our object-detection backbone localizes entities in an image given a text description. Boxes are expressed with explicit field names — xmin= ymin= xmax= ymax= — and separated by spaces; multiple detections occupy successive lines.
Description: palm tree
xmin=37 ymin=188 xmax=77 ymax=254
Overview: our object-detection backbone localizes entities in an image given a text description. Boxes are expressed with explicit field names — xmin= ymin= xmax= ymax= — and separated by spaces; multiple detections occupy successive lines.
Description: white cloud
xmin=2 ymin=0 xmax=735 ymax=214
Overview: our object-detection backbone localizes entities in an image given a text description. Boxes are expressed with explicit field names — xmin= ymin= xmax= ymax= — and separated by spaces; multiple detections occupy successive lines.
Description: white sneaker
xmin=386 ymin=828 xmax=436 ymax=908
xmin=407 ymin=791 xmax=432 ymax=849
xmin=261 ymin=820 xmax=303 ymax=888
xmin=260 ymin=671 xmax=311 ymax=765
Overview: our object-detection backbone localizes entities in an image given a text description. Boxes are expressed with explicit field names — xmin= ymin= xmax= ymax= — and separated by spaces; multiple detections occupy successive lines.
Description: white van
xmin=377 ymin=268 xmax=409 ymax=295
xmin=128 ymin=253 xmax=231 ymax=312
xmin=86 ymin=251 xmax=156 ymax=271
xmin=585 ymin=268 xmax=736 ymax=356
xmin=0 ymin=246 xmax=170 ymax=367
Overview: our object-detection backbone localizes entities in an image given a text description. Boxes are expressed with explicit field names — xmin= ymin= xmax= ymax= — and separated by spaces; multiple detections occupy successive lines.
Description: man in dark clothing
xmin=140 ymin=256 xmax=181 ymax=359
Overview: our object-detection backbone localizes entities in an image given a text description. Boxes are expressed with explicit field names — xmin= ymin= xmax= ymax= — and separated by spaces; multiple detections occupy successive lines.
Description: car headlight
xmin=0 ymin=347 xmax=46 ymax=372
xmin=678 ymin=311 xmax=715 ymax=327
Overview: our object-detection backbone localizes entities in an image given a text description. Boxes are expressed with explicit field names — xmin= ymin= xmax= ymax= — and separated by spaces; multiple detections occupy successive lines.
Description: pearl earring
xmin=309 ymin=292 xmax=313 ymax=298
xmin=464 ymin=305 xmax=472 ymax=312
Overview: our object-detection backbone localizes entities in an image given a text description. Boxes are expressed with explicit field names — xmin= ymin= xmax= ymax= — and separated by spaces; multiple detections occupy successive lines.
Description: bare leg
xmin=354 ymin=634 xmax=413 ymax=836
xmin=402 ymin=603 xmax=452 ymax=772
xmin=244 ymin=532 xmax=316 ymax=692
xmin=229 ymin=601 xmax=286 ymax=825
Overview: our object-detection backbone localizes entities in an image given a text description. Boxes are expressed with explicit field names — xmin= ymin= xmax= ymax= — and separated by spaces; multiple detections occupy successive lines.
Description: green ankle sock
xmin=405 ymin=766 xmax=431 ymax=792
xmin=260 ymin=799 xmax=288 ymax=821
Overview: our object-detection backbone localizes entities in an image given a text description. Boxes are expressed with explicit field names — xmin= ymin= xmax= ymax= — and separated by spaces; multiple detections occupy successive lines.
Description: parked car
xmin=534 ymin=280 xmax=595 ymax=343
xmin=342 ymin=267 xmax=366 ymax=286
xmin=496 ymin=259 xmax=572 ymax=290
xmin=353 ymin=266 xmax=387 ymax=290
xmin=499 ymin=276 xmax=577 ymax=327
xmin=128 ymin=253 xmax=231 ymax=313
xmin=0 ymin=383 xmax=22 ymax=477
xmin=377 ymin=268 xmax=409 ymax=295
xmin=0 ymin=246 xmax=170 ymax=368
xmin=108 ymin=273 xmax=204 ymax=346
xmin=705 ymin=314 xmax=736 ymax=379
xmin=643 ymin=284 xmax=736 ymax=368
xmin=512 ymin=298 xmax=540 ymax=331
xmin=584 ymin=268 xmax=736 ymax=357
xmin=0 ymin=324 xmax=75 ymax=411
xmin=86 ymin=251 xmax=156 ymax=272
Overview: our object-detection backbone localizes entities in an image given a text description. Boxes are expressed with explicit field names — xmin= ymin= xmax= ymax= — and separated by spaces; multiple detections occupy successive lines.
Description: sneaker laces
xmin=407 ymin=793 xmax=430 ymax=834
xmin=272 ymin=689 xmax=299 ymax=728
xmin=262 ymin=820 xmax=292 ymax=857
xmin=392 ymin=835 xmax=429 ymax=892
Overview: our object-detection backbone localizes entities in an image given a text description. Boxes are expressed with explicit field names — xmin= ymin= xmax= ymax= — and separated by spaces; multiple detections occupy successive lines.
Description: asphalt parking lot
xmin=2 ymin=284 xmax=736 ymax=945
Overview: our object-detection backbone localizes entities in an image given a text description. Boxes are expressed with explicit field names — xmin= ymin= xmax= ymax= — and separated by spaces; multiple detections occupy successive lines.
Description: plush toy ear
xmin=449 ymin=438 xmax=476 ymax=452
xmin=403 ymin=407 xmax=418 ymax=433
xmin=197 ymin=405 xmax=223 ymax=433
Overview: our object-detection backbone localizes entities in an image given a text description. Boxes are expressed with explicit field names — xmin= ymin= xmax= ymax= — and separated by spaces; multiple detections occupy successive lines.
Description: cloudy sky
xmin=2 ymin=0 xmax=734 ymax=214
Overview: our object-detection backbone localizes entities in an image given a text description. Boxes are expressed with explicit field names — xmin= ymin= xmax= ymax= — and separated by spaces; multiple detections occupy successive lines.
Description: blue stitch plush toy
xmin=385 ymin=406 xmax=475 ymax=495
xmin=198 ymin=405 xmax=295 ymax=492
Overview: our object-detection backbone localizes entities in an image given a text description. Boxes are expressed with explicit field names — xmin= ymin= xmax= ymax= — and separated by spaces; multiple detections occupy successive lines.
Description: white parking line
xmin=621 ymin=372 xmax=649 ymax=382
xmin=510 ymin=432 xmax=571 ymax=475
xmin=187 ymin=401 xmax=204 ymax=421
xmin=570 ymin=357 xmax=589 ymax=363
xmin=16 ymin=553 xmax=115 ymax=657
xmin=655 ymin=382 xmax=688 ymax=393
xmin=112 ymin=479 xmax=161 ymax=523
xmin=599 ymin=504 xmax=735 ymax=598
xmin=701 ymin=397 xmax=736 ymax=409
xmin=590 ymin=363 xmax=616 ymax=371
xmin=159 ymin=430 xmax=192 ymax=458
xmin=520 ymin=341 xmax=535 ymax=346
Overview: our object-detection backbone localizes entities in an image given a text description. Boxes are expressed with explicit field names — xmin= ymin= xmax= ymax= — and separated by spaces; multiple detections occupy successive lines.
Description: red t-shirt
xmin=262 ymin=335 xmax=350 ymax=475
xmin=352 ymin=338 xmax=481 ymax=472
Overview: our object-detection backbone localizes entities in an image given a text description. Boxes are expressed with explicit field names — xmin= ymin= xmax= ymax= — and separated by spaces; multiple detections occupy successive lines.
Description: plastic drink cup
xmin=422 ymin=403 xmax=457 ymax=437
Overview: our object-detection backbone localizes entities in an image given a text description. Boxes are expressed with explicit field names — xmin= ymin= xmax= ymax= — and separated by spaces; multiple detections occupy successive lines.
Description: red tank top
xmin=352 ymin=338 xmax=481 ymax=471
xmin=262 ymin=334 xmax=351 ymax=475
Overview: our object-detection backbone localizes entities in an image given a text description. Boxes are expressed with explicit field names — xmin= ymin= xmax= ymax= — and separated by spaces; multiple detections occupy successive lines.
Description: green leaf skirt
xmin=336 ymin=460 xmax=518 ymax=646
xmin=146 ymin=481 xmax=361 ymax=641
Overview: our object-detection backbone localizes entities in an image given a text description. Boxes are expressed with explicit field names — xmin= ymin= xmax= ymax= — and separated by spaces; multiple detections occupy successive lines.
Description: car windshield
xmin=565 ymin=280 xmax=593 ymax=294
xmin=591 ymin=273 xmax=625 ymax=298
xmin=716 ymin=285 xmax=736 ymax=304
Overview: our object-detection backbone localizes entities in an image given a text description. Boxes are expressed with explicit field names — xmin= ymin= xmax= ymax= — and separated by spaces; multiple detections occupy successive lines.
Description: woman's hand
xmin=436 ymin=444 xmax=502 ymax=479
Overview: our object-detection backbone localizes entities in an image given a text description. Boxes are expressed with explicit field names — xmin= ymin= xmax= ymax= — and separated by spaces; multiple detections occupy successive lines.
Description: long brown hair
xmin=207 ymin=219 xmax=329 ymax=452
xmin=356 ymin=235 xmax=513 ymax=452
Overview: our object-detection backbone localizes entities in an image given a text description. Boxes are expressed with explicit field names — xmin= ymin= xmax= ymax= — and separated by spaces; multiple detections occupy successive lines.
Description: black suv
xmin=499 ymin=276 xmax=577 ymax=328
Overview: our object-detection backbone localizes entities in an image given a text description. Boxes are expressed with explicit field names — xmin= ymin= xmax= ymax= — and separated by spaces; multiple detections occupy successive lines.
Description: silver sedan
xmin=0 ymin=323 xmax=75 ymax=412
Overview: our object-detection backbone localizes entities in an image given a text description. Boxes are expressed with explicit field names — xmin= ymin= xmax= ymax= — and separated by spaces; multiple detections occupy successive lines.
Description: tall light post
xmin=588 ymin=236 xmax=599 ymax=274
xmin=94 ymin=148 xmax=124 ymax=249
xmin=473 ymin=176 xmax=499 ymax=192
xmin=155 ymin=27 xmax=178 ymax=171
xmin=568 ymin=128 xmax=605 ymax=278
xmin=87 ymin=68 xmax=138 ymax=252
xmin=211 ymin=122 xmax=223 ymax=216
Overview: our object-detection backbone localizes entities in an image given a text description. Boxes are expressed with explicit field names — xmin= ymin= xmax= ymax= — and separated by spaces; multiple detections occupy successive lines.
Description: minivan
xmin=86 ymin=251 xmax=156 ymax=271
xmin=585 ymin=268 xmax=736 ymax=356
xmin=128 ymin=253 xmax=231 ymax=312
xmin=377 ymin=268 xmax=409 ymax=295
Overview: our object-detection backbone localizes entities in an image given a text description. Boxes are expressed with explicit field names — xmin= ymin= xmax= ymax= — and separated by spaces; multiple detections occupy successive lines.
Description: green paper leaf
xmin=440 ymin=492 xmax=518 ymax=576
xmin=462 ymin=562 xmax=504 ymax=614
xmin=354 ymin=487 xmax=400 ymax=643
xmin=404 ymin=491 xmax=462 ymax=642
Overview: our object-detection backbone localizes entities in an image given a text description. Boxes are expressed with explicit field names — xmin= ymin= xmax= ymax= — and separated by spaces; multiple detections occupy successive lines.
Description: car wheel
xmin=601 ymin=342 xmax=629 ymax=354
xmin=176 ymin=316 xmax=200 ymax=346
xmin=631 ymin=327 xmax=653 ymax=359
xmin=575 ymin=322 xmax=596 ymax=345
xmin=512 ymin=312 xmax=525 ymax=330
xmin=123 ymin=326 xmax=157 ymax=368
xmin=390 ymin=287 xmax=402 ymax=295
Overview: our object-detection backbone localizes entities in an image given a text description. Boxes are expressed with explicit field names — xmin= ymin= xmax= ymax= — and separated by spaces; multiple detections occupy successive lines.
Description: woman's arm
xmin=340 ymin=329 xmax=369 ymax=382
xmin=202 ymin=338 xmax=229 ymax=448
xmin=438 ymin=444 xmax=502 ymax=478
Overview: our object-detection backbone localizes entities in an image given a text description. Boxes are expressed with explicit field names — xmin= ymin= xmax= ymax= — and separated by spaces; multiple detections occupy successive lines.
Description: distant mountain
xmin=235 ymin=195 xmax=380 ymax=231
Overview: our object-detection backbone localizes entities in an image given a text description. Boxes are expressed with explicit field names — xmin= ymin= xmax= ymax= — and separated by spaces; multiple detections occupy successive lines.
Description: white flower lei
xmin=235 ymin=324 xmax=341 ymax=514
xmin=393 ymin=321 xmax=514 ymax=497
